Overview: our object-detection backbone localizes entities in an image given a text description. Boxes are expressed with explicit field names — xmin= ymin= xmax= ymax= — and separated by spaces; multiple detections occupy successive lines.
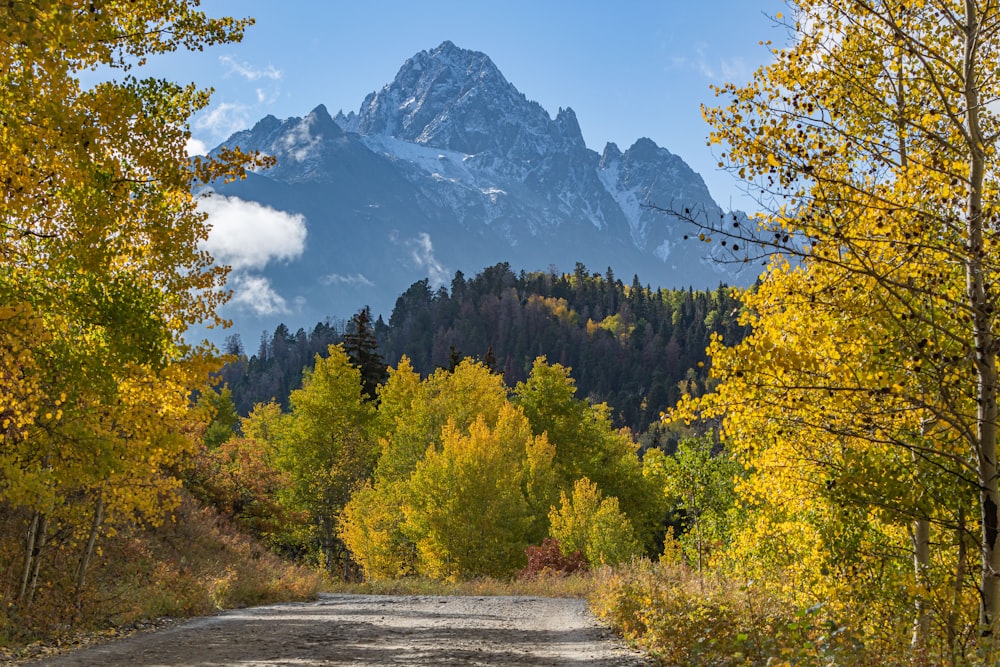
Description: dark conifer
xmin=483 ymin=346 xmax=498 ymax=372
xmin=448 ymin=345 xmax=462 ymax=372
xmin=343 ymin=306 xmax=388 ymax=402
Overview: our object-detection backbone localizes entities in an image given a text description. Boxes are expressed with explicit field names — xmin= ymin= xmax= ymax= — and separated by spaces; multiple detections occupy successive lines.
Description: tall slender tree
xmin=0 ymin=1 xmax=266 ymax=610
xmin=343 ymin=306 xmax=388 ymax=402
xmin=675 ymin=0 xmax=1000 ymax=650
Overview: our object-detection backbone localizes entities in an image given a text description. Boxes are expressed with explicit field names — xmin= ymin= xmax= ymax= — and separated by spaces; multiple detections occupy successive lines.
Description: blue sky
xmin=154 ymin=1 xmax=786 ymax=211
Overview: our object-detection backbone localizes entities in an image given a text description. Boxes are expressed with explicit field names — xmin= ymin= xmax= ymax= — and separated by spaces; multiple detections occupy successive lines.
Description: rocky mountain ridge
xmin=205 ymin=41 xmax=751 ymax=342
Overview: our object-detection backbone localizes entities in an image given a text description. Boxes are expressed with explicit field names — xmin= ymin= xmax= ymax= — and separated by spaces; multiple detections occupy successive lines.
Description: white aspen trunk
xmin=18 ymin=510 xmax=40 ymax=604
xmin=949 ymin=507 xmax=968 ymax=667
xmin=911 ymin=517 xmax=931 ymax=659
xmin=962 ymin=0 xmax=1000 ymax=639
xmin=75 ymin=493 xmax=105 ymax=601
xmin=26 ymin=513 xmax=48 ymax=603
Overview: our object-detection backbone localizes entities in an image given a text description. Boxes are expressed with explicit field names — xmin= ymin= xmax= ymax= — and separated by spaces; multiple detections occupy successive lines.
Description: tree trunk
xmin=322 ymin=515 xmax=336 ymax=575
xmin=962 ymin=0 xmax=1000 ymax=639
xmin=911 ymin=517 xmax=931 ymax=660
xmin=949 ymin=507 xmax=968 ymax=667
xmin=25 ymin=513 xmax=48 ymax=603
xmin=910 ymin=424 xmax=930 ymax=659
xmin=75 ymin=493 xmax=105 ymax=603
xmin=18 ymin=510 xmax=41 ymax=604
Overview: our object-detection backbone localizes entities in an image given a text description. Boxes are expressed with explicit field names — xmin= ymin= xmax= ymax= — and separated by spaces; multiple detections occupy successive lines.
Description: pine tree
xmin=343 ymin=306 xmax=388 ymax=402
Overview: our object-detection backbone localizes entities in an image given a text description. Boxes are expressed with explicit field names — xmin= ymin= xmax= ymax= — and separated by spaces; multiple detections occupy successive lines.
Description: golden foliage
xmin=548 ymin=477 xmax=642 ymax=567
xmin=0 ymin=0 xmax=270 ymax=620
xmin=667 ymin=0 xmax=1000 ymax=659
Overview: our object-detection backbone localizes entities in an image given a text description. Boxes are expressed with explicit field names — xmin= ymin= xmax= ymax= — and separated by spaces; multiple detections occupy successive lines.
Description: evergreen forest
xmin=217 ymin=262 xmax=746 ymax=438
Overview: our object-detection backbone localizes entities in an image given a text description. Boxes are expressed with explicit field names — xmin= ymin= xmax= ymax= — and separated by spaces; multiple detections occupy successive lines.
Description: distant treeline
xmin=217 ymin=262 xmax=749 ymax=434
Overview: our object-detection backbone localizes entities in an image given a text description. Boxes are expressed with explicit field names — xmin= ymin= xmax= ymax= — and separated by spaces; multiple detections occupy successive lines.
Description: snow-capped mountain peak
xmin=344 ymin=41 xmax=577 ymax=162
xmin=208 ymin=42 xmax=750 ymax=337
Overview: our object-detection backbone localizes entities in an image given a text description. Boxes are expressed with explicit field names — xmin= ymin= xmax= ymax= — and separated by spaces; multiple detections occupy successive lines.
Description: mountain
xmin=204 ymin=41 xmax=753 ymax=342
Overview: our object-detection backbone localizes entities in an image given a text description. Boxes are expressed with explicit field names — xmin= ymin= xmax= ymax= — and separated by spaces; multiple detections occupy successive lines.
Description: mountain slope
xmin=205 ymin=41 xmax=752 ymax=341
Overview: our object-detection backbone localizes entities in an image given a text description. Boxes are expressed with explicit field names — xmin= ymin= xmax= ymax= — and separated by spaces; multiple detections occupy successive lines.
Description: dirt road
xmin=35 ymin=594 xmax=651 ymax=666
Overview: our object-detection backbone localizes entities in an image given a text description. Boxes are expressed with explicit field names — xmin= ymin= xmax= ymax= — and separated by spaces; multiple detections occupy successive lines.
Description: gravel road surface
xmin=34 ymin=594 xmax=652 ymax=666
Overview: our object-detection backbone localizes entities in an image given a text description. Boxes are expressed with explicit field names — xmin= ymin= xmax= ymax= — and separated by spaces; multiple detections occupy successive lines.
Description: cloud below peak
xmin=229 ymin=275 xmax=291 ymax=316
xmin=322 ymin=273 xmax=376 ymax=288
xmin=403 ymin=232 xmax=449 ymax=286
xmin=199 ymin=193 xmax=307 ymax=271
xmin=185 ymin=137 xmax=209 ymax=157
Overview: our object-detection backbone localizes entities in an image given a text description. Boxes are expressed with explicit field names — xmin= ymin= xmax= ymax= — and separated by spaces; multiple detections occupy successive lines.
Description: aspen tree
xmin=677 ymin=0 xmax=1000 ymax=650
xmin=0 ymin=1 xmax=266 ymax=606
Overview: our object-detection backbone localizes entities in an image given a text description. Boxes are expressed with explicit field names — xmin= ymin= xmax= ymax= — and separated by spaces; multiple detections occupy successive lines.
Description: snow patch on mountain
xmin=362 ymin=134 xmax=474 ymax=182
xmin=362 ymin=131 xmax=523 ymax=228
xmin=597 ymin=151 xmax=647 ymax=249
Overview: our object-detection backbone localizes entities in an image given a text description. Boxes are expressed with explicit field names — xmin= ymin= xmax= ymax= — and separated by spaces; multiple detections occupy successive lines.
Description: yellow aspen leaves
xmin=340 ymin=356 xmax=659 ymax=580
xmin=0 ymin=1 xmax=264 ymax=607
xmin=681 ymin=0 xmax=1000 ymax=653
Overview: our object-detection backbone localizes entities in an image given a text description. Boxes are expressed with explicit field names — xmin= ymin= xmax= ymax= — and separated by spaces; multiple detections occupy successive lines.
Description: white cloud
xmin=281 ymin=119 xmax=322 ymax=162
xmin=229 ymin=275 xmax=290 ymax=316
xmin=694 ymin=43 xmax=716 ymax=78
xmin=322 ymin=273 xmax=376 ymax=287
xmin=198 ymin=193 xmax=307 ymax=270
xmin=719 ymin=57 xmax=750 ymax=83
xmin=402 ymin=232 xmax=449 ymax=286
xmin=185 ymin=137 xmax=208 ymax=157
xmin=193 ymin=59 xmax=283 ymax=142
xmin=194 ymin=102 xmax=251 ymax=140
xmin=219 ymin=55 xmax=282 ymax=81
xmin=671 ymin=44 xmax=750 ymax=84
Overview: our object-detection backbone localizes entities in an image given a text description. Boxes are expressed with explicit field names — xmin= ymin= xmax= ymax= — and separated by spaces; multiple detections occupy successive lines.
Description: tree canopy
xmin=338 ymin=356 xmax=663 ymax=580
xmin=0 ymin=1 xmax=263 ymax=612
xmin=219 ymin=264 xmax=745 ymax=435
xmin=673 ymin=0 xmax=1000 ymax=657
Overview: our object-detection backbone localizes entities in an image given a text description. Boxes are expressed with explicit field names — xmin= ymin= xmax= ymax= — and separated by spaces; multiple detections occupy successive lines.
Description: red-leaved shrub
xmin=519 ymin=537 xmax=588 ymax=579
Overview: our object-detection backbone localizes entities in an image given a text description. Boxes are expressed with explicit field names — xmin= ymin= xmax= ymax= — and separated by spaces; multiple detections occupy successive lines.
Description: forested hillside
xmin=218 ymin=262 xmax=747 ymax=435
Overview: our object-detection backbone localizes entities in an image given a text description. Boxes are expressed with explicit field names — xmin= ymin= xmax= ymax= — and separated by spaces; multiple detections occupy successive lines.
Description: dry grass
xmin=0 ymin=494 xmax=321 ymax=653
xmin=589 ymin=561 xmax=1000 ymax=666
xmin=327 ymin=570 xmax=596 ymax=599
xmin=589 ymin=559 xmax=905 ymax=667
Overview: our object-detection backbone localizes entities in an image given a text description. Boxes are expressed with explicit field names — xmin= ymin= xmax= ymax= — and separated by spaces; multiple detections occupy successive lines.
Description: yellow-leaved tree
xmin=276 ymin=345 xmax=378 ymax=574
xmin=673 ymin=0 xmax=1000 ymax=658
xmin=340 ymin=355 xmax=662 ymax=580
xmin=0 ymin=1 xmax=267 ymax=614
xmin=401 ymin=404 xmax=554 ymax=580
xmin=548 ymin=477 xmax=642 ymax=567
xmin=339 ymin=358 xmax=526 ymax=579
xmin=514 ymin=358 xmax=668 ymax=554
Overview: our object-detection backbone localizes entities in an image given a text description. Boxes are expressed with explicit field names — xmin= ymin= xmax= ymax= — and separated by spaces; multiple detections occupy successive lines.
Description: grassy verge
xmin=0 ymin=495 xmax=321 ymax=660
xmin=589 ymin=560 xmax=893 ymax=667
xmin=326 ymin=570 xmax=596 ymax=599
